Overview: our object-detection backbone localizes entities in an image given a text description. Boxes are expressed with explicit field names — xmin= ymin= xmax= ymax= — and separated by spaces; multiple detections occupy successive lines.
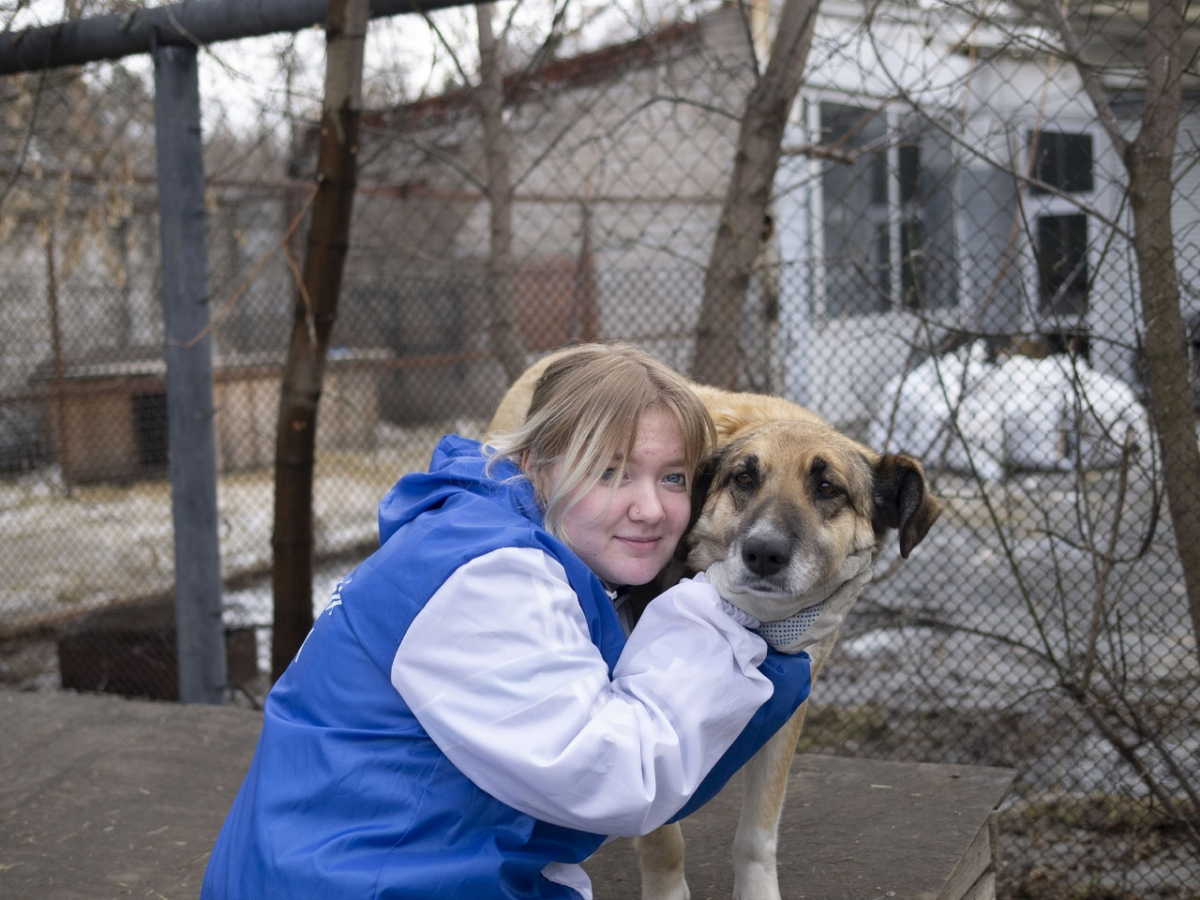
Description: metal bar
xmin=0 ymin=0 xmax=482 ymax=75
xmin=154 ymin=40 xmax=226 ymax=705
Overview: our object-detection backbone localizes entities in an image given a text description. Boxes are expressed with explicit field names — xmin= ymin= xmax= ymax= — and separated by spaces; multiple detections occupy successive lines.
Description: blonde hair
xmin=489 ymin=343 xmax=715 ymax=541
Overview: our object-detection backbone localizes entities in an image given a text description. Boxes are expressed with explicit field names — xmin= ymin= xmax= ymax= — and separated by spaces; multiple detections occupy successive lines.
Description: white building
xmin=771 ymin=0 xmax=1174 ymax=433
xmin=339 ymin=0 xmax=1198 ymax=439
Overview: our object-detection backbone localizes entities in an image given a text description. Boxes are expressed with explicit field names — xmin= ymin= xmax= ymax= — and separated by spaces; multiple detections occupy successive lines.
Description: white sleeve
xmin=390 ymin=546 xmax=773 ymax=837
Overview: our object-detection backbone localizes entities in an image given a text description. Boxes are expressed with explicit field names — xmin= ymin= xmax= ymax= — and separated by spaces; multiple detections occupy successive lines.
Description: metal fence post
xmin=153 ymin=39 xmax=227 ymax=705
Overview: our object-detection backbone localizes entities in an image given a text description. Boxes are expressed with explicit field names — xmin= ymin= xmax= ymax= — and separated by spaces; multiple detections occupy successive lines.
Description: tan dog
xmin=488 ymin=351 xmax=942 ymax=900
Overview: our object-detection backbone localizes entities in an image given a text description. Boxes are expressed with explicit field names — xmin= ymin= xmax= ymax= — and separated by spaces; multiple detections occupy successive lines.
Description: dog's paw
xmin=731 ymin=865 xmax=781 ymax=900
xmin=640 ymin=874 xmax=690 ymax=900
xmin=732 ymin=831 xmax=782 ymax=900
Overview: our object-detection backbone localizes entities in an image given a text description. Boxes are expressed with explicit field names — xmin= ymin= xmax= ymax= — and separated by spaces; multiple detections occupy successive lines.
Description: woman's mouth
xmin=617 ymin=535 xmax=661 ymax=552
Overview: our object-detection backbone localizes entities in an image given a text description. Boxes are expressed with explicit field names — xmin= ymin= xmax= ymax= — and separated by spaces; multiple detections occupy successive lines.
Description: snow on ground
xmin=868 ymin=344 xmax=1152 ymax=481
xmin=0 ymin=420 xmax=486 ymax=635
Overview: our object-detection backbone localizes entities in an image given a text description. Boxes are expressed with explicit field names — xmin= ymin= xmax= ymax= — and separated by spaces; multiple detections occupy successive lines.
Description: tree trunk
xmin=692 ymin=0 xmax=820 ymax=389
xmin=1126 ymin=0 xmax=1200 ymax=657
xmin=271 ymin=0 xmax=368 ymax=681
xmin=476 ymin=3 xmax=527 ymax=383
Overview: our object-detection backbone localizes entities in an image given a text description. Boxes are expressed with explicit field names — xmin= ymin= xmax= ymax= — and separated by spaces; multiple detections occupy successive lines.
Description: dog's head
xmin=682 ymin=419 xmax=942 ymax=622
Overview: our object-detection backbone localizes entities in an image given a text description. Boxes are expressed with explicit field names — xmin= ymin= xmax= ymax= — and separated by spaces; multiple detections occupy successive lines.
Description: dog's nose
xmin=742 ymin=534 xmax=791 ymax=578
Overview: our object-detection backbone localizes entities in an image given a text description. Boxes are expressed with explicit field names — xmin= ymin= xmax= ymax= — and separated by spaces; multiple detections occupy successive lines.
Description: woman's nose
xmin=630 ymin=481 xmax=665 ymax=522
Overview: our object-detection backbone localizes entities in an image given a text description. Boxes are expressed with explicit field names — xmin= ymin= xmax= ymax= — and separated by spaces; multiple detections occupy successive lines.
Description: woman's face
xmin=557 ymin=407 xmax=693 ymax=587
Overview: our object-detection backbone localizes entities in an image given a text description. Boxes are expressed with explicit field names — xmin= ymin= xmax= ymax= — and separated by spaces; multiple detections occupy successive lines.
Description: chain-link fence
xmin=1 ymin=1 xmax=1198 ymax=896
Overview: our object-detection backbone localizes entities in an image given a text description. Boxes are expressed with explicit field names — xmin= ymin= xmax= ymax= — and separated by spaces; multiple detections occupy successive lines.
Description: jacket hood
xmin=377 ymin=434 xmax=542 ymax=545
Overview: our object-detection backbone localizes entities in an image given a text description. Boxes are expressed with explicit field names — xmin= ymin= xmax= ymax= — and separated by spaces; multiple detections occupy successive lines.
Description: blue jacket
xmin=202 ymin=436 xmax=811 ymax=900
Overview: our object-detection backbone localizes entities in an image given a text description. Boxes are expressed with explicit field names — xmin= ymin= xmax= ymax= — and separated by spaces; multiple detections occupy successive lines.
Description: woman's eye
xmin=664 ymin=472 xmax=686 ymax=487
xmin=600 ymin=467 xmax=617 ymax=482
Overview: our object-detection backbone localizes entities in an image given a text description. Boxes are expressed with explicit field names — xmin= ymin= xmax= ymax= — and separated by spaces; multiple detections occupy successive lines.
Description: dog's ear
xmin=871 ymin=453 xmax=943 ymax=558
xmin=676 ymin=448 xmax=724 ymax=562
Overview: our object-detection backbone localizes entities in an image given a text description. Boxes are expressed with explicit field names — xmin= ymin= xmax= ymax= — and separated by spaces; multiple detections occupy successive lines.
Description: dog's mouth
xmin=704 ymin=560 xmax=827 ymax=622
xmin=724 ymin=577 xmax=793 ymax=598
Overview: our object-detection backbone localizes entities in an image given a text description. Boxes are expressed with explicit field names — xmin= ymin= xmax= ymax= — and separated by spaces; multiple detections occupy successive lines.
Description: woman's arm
xmin=390 ymin=546 xmax=773 ymax=837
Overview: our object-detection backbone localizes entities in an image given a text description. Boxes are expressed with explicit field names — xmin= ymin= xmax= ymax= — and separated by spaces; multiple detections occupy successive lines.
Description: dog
xmin=488 ymin=350 xmax=942 ymax=900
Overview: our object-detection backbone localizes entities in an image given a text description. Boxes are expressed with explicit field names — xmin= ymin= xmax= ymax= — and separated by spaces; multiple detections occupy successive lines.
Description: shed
xmin=33 ymin=347 xmax=388 ymax=484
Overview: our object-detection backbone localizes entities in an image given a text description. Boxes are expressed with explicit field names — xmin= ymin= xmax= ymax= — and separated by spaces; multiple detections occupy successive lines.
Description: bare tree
xmin=418 ymin=4 xmax=526 ymax=379
xmin=851 ymin=0 xmax=1200 ymax=868
xmin=271 ymin=0 xmax=370 ymax=680
xmin=1038 ymin=0 xmax=1200 ymax=662
xmin=692 ymin=0 xmax=820 ymax=388
xmin=418 ymin=0 xmax=587 ymax=384
xmin=476 ymin=2 xmax=527 ymax=382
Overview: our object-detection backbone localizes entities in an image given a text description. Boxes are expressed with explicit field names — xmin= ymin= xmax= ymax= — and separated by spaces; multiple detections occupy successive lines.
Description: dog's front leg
xmin=635 ymin=822 xmax=690 ymax=900
xmin=730 ymin=703 xmax=809 ymax=900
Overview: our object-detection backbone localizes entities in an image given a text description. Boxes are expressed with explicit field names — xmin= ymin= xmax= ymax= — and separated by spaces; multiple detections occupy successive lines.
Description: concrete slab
xmin=0 ymin=689 xmax=1013 ymax=900
xmin=1 ymin=689 xmax=257 ymax=899
xmin=585 ymin=754 xmax=1014 ymax=900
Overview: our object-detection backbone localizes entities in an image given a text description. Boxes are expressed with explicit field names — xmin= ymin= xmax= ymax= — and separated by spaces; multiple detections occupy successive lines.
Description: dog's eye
xmin=816 ymin=480 xmax=841 ymax=497
xmin=730 ymin=456 xmax=760 ymax=490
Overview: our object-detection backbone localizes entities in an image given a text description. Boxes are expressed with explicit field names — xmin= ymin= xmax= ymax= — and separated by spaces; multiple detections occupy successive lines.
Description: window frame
xmin=1020 ymin=126 xmax=1099 ymax=332
xmin=805 ymin=94 xmax=958 ymax=320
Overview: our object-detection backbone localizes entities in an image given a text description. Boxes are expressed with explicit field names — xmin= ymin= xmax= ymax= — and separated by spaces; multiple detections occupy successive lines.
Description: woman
xmin=202 ymin=343 xmax=814 ymax=900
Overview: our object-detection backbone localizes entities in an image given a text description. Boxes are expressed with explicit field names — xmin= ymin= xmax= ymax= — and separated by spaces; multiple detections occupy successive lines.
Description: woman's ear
xmin=523 ymin=451 xmax=549 ymax=505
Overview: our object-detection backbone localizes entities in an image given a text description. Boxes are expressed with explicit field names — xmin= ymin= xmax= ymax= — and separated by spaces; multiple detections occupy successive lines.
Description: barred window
xmin=1036 ymin=213 xmax=1089 ymax=316
xmin=1029 ymin=130 xmax=1094 ymax=195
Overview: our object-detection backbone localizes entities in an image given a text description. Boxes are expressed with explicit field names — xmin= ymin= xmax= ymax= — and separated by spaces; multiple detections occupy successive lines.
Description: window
xmin=1036 ymin=214 xmax=1089 ymax=316
xmin=131 ymin=392 xmax=168 ymax=469
xmin=817 ymin=102 xmax=958 ymax=316
xmin=898 ymin=140 xmax=924 ymax=309
xmin=819 ymin=103 xmax=889 ymax=315
xmin=1027 ymin=130 xmax=1094 ymax=318
xmin=1028 ymin=131 xmax=1094 ymax=195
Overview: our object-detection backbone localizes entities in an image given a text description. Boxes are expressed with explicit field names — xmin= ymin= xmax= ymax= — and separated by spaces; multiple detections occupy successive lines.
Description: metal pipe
xmin=0 ymin=0 xmax=481 ymax=75
xmin=154 ymin=39 xmax=226 ymax=705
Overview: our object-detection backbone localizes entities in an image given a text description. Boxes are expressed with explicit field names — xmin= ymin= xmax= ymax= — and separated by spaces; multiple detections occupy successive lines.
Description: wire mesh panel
xmin=0 ymin=1 xmax=1197 ymax=896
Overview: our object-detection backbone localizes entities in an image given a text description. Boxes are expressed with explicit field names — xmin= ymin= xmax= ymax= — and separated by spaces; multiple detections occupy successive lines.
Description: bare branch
xmin=1036 ymin=0 xmax=1130 ymax=158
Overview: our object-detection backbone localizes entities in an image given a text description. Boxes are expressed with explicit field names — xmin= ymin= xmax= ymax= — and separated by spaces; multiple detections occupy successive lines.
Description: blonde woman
xmin=203 ymin=343 xmax=814 ymax=900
